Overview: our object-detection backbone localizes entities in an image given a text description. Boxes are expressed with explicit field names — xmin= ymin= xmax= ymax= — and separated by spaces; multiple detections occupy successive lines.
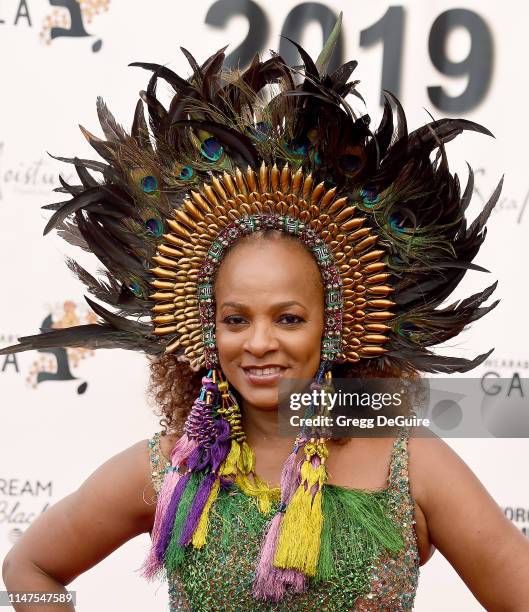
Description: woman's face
xmin=215 ymin=235 xmax=324 ymax=412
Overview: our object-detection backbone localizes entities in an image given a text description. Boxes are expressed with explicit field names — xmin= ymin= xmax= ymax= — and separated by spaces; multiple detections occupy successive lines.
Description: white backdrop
xmin=0 ymin=1 xmax=527 ymax=610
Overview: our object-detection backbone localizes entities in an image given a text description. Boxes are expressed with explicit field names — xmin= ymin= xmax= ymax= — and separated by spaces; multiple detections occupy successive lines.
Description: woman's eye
xmin=279 ymin=314 xmax=305 ymax=325
xmin=222 ymin=315 xmax=247 ymax=325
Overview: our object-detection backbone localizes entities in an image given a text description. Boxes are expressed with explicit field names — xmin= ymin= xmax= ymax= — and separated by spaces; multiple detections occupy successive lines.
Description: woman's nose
xmin=243 ymin=321 xmax=280 ymax=356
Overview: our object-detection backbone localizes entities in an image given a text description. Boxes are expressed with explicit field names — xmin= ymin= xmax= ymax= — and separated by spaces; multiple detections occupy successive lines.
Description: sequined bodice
xmin=148 ymin=430 xmax=420 ymax=611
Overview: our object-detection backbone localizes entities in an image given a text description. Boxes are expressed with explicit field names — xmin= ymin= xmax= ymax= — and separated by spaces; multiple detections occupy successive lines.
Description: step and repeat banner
xmin=0 ymin=1 xmax=527 ymax=610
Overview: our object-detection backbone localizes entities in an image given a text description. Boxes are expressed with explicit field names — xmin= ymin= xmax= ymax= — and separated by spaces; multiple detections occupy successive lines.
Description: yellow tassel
xmin=229 ymin=440 xmax=276 ymax=512
xmin=235 ymin=473 xmax=276 ymax=513
xmin=191 ymin=478 xmax=221 ymax=549
xmin=273 ymin=442 xmax=327 ymax=576
xmin=303 ymin=483 xmax=324 ymax=574
xmin=219 ymin=439 xmax=241 ymax=477
xmin=237 ymin=440 xmax=255 ymax=474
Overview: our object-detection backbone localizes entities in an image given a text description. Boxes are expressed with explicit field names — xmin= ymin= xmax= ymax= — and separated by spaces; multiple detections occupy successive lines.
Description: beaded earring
xmin=143 ymin=368 xmax=276 ymax=579
xmin=252 ymin=364 xmax=331 ymax=600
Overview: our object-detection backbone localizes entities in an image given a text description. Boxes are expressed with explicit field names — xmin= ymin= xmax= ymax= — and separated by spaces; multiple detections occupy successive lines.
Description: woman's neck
xmin=241 ymin=402 xmax=293 ymax=454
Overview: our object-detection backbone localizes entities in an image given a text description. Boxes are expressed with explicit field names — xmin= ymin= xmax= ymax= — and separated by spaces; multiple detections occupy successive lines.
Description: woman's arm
xmin=2 ymin=438 xmax=156 ymax=611
xmin=409 ymin=435 xmax=529 ymax=611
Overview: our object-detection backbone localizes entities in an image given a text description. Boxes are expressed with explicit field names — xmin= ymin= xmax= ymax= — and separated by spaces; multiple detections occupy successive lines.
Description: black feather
xmin=96 ymin=96 xmax=128 ymax=143
xmin=129 ymin=62 xmax=190 ymax=92
xmin=84 ymin=296 xmax=152 ymax=334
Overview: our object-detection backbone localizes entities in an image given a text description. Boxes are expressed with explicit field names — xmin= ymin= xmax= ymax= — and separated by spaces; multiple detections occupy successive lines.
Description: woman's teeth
xmin=247 ymin=367 xmax=283 ymax=376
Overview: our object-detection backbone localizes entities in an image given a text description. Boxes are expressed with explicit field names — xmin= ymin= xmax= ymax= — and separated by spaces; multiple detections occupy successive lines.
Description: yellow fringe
xmin=237 ymin=440 xmax=255 ymax=474
xmin=230 ymin=440 xmax=277 ymax=512
xmin=273 ymin=443 xmax=327 ymax=576
xmin=219 ymin=439 xmax=241 ymax=477
xmin=191 ymin=478 xmax=221 ymax=549
xmin=235 ymin=473 xmax=277 ymax=513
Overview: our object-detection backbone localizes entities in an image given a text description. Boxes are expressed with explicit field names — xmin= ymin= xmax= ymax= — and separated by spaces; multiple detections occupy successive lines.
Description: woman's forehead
xmin=215 ymin=237 xmax=323 ymax=301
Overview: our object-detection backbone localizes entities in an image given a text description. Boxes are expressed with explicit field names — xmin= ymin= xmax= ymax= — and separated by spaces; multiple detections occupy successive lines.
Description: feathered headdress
xmin=0 ymin=24 xmax=501 ymax=603
xmin=0 ymin=40 xmax=500 ymax=372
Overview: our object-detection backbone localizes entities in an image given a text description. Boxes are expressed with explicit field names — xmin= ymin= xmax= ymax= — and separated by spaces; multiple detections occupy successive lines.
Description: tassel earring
xmin=253 ymin=435 xmax=307 ymax=601
xmin=273 ymin=365 xmax=332 ymax=576
xmin=191 ymin=374 xmax=246 ymax=548
xmin=273 ymin=438 xmax=328 ymax=576
xmin=253 ymin=364 xmax=332 ymax=600
xmin=141 ymin=372 xmax=217 ymax=580
xmin=144 ymin=369 xmax=232 ymax=573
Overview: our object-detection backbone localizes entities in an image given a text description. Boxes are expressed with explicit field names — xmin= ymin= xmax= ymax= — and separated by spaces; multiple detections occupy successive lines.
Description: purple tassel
xmin=178 ymin=419 xmax=231 ymax=546
xmin=253 ymin=441 xmax=307 ymax=601
xmin=153 ymin=429 xmax=221 ymax=562
xmin=178 ymin=472 xmax=217 ymax=545
xmin=145 ymin=372 xmax=225 ymax=574
xmin=141 ymin=433 xmax=197 ymax=580
xmin=155 ymin=471 xmax=191 ymax=562
xmin=280 ymin=443 xmax=303 ymax=502
xmin=253 ymin=513 xmax=306 ymax=601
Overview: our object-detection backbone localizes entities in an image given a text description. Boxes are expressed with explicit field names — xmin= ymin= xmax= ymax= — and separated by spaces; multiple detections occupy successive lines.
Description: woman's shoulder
xmin=89 ymin=432 xmax=180 ymax=525
xmin=406 ymin=427 xmax=488 ymax=515
xmin=407 ymin=427 xmax=454 ymax=494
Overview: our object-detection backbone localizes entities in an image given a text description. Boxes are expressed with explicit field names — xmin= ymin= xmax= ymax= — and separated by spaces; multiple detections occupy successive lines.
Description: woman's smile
xmin=241 ymin=364 xmax=288 ymax=385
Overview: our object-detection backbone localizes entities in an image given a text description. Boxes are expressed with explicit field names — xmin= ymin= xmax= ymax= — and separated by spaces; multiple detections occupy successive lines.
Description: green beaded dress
xmin=147 ymin=428 xmax=420 ymax=611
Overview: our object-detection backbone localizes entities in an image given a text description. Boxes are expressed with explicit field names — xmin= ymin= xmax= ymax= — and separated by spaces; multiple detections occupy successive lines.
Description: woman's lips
xmin=241 ymin=366 xmax=286 ymax=385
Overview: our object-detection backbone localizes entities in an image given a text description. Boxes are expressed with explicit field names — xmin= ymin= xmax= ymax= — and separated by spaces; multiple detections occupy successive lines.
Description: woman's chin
xmin=240 ymin=387 xmax=279 ymax=411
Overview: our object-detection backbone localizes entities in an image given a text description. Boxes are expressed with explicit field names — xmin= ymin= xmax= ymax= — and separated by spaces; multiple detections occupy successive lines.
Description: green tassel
xmin=165 ymin=472 xmax=202 ymax=572
xmin=314 ymin=485 xmax=404 ymax=582
xmin=314 ymin=487 xmax=334 ymax=581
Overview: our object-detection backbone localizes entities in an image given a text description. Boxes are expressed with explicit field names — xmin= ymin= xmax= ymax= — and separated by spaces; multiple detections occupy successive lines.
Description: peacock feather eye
xmin=146 ymin=217 xmax=164 ymax=237
xmin=395 ymin=321 xmax=416 ymax=337
xmin=178 ymin=165 xmax=194 ymax=180
xmin=359 ymin=188 xmax=380 ymax=207
xmin=129 ymin=281 xmax=144 ymax=297
xmin=201 ymin=137 xmax=224 ymax=162
xmin=141 ymin=175 xmax=159 ymax=193
xmin=389 ymin=211 xmax=406 ymax=233
xmin=287 ymin=138 xmax=309 ymax=156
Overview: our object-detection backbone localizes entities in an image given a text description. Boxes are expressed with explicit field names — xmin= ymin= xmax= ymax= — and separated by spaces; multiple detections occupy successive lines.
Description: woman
xmin=3 ymin=33 xmax=529 ymax=610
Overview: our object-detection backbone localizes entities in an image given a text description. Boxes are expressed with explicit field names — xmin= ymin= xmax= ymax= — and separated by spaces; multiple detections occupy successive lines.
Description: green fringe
xmin=315 ymin=489 xmax=334 ymax=581
xmin=217 ymin=487 xmax=270 ymax=548
xmin=165 ymin=472 xmax=202 ymax=572
xmin=166 ymin=477 xmax=405 ymax=587
xmin=314 ymin=485 xmax=404 ymax=583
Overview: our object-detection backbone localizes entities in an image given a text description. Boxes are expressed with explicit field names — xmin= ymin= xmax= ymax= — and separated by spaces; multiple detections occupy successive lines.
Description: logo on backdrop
xmin=1 ymin=0 xmax=110 ymax=53
xmin=0 ymin=477 xmax=53 ymax=544
xmin=1 ymin=300 xmax=96 ymax=394
xmin=422 ymin=358 xmax=529 ymax=437
xmin=0 ymin=143 xmax=76 ymax=200
xmin=474 ymin=167 xmax=529 ymax=225
xmin=504 ymin=507 xmax=529 ymax=538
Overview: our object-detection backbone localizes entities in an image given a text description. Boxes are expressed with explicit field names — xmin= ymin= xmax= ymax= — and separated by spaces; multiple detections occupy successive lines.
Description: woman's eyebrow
xmin=219 ymin=301 xmax=247 ymax=310
xmin=273 ymin=300 xmax=306 ymax=309
xmin=219 ymin=300 xmax=306 ymax=309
